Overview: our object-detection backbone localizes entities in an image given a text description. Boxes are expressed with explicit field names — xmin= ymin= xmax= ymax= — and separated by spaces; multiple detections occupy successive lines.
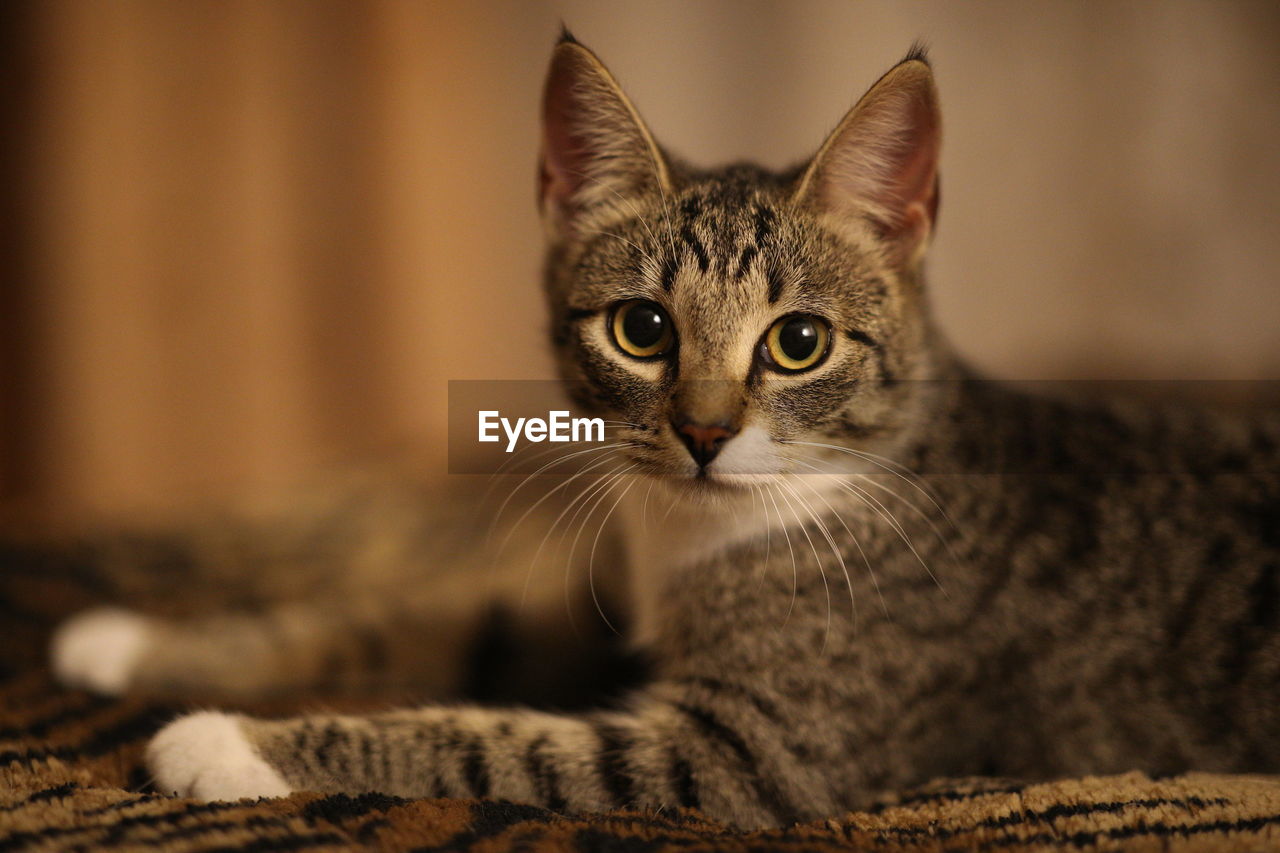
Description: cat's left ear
xmin=794 ymin=48 xmax=941 ymax=268
xmin=539 ymin=30 xmax=672 ymax=237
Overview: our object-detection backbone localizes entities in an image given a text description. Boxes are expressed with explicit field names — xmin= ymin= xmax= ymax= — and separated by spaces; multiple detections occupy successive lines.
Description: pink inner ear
xmin=540 ymin=97 xmax=576 ymax=208
xmin=540 ymin=75 xmax=576 ymax=211
xmin=540 ymin=59 xmax=584 ymax=214
xmin=819 ymin=78 xmax=940 ymax=241
xmin=886 ymin=97 xmax=939 ymax=220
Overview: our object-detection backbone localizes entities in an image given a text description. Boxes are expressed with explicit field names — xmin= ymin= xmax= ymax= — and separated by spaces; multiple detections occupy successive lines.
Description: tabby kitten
xmin=50 ymin=34 xmax=1280 ymax=830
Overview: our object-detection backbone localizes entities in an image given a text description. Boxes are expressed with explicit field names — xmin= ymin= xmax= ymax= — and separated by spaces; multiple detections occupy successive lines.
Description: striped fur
xmin=35 ymin=36 xmax=1280 ymax=831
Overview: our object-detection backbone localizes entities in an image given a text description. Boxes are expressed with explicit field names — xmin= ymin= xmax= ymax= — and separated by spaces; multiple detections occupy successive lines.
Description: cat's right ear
xmin=539 ymin=31 xmax=671 ymax=237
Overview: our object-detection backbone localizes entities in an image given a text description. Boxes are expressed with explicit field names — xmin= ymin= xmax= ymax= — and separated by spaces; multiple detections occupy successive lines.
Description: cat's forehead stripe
xmin=660 ymin=254 xmax=679 ymax=292
xmin=680 ymin=222 xmax=711 ymax=274
xmin=731 ymin=205 xmax=777 ymax=284
xmin=753 ymin=205 xmax=776 ymax=244
xmin=661 ymin=191 xmax=790 ymax=303
xmin=733 ymin=244 xmax=758 ymax=281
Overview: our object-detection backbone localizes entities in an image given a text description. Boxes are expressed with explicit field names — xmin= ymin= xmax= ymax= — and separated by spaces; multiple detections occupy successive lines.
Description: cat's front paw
xmin=148 ymin=711 xmax=293 ymax=801
xmin=51 ymin=607 xmax=151 ymax=695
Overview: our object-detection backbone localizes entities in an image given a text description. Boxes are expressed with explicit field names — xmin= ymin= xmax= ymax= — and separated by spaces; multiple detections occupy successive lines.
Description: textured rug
xmin=4 ymin=542 xmax=1280 ymax=851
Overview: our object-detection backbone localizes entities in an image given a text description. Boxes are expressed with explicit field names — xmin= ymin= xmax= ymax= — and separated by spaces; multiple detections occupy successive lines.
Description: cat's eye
xmin=761 ymin=314 xmax=830 ymax=372
xmin=611 ymin=300 xmax=674 ymax=359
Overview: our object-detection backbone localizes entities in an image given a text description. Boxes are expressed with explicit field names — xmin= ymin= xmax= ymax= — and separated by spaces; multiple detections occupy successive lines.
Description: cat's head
xmin=539 ymin=32 xmax=941 ymax=491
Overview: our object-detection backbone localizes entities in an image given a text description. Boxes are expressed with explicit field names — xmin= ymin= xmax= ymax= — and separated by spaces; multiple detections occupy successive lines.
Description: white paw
xmin=147 ymin=711 xmax=293 ymax=801
xmin=51 ymin=607 xmax=151 ymax=695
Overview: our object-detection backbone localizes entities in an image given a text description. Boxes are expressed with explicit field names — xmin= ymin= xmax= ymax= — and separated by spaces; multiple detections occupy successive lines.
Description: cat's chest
xmin=618 ymin=478 xmax=849 ymax=647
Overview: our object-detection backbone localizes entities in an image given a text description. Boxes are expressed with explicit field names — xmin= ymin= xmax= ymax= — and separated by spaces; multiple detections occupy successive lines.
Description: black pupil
xmin=779 ymin=317 xmax=818 ymax=361
xmin=623 ymin=303 xmax=665 ymax=350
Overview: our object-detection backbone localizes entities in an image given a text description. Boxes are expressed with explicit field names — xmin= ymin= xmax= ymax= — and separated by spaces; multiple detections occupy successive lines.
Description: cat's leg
xmin=51 ymin=594 xmax=481 ymax=698
xmin=46 ymin=477 xmax=635 ymax=700
xmin=52 ymin=574 xmax=632 ymax=702
xmin=147 ymin=679 xmax=834 ymax=830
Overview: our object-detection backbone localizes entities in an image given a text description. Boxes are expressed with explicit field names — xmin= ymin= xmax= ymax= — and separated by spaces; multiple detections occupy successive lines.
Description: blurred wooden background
xmin=2 ymin=0 xmax=1278 ymax=521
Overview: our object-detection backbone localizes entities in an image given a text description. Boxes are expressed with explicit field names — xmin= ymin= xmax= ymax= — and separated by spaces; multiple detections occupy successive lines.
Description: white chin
xmin=704 ymin=425 xmax=784 ymax=482
xmin=704 ymin=471 xmax=778 ymax=488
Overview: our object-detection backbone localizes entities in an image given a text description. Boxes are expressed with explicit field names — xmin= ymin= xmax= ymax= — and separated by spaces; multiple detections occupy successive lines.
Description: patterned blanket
xmin=3 ymin=545 xmax=1280 ymax=851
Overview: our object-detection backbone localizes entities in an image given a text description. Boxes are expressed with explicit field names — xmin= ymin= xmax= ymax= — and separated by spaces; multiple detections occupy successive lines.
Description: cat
xmin=44 ymin=31 xmax=1280 ymax=830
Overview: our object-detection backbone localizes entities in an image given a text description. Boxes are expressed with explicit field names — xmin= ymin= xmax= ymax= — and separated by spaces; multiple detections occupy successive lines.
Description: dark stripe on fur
xmin=292 ymin=724 xmax=315 ymax=775
xmin=524 ymin=734 xmax=568 ymax=813
xmin=753 ymin=205 xmax=776 ymax=245
xmin=681 ymin=224 xmax=710 ymax=273
xmin=660 ymin=254 xmax=679 ymax=292
xmin=0 ymin=783 xmax=78 ymax=814
xmin=358 ymin=732 xmax=375 ymax=782
xmin=871 ymin=796 xmax=1266 ymax=843
xmin=767 ymin=266 xmax=786 ymax=303
xmin=462 ymin=736 xmax=491 ymax=798
xmin=844 ymin=328 xmax=896 ymax=386
xmin=679 ymin=676 xmax=787 ymax=725
xmin=843 ymin=327 xmax=880 ymax=349
xmin=590 ymin=720 xmax=635 ymax=807
xmin=670 ymin=701 xmax=797 ymax=825
xmin=316 ymin=723 xmax=346 ymax=776
xmin=668 ymin=746 xmax=701 ymax=809
xmin=735 ymin=244 xmax=758 ymax=280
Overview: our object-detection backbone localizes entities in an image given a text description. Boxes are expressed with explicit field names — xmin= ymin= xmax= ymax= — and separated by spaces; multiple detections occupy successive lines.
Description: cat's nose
xmin=673 ymin=419 xmax=737 ymax=469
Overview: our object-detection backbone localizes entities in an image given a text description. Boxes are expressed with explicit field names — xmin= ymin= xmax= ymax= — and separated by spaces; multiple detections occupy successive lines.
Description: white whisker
xmin=589 ymin=470 xmax=638 ymax=635
xmin=519 ymin=460 xmax=628 ymax=611
xmin=499 ymin=450 xmax=624 ymax=559
xmin=782 ymin=439 xmax=958 ymax=534
xmin=562 ymin=466 xmax=634 ymax=635
xmin=792 ymin=464 xmax=887 ymax=621
xmin=488 ymin=441 xmax=629 ymax=545
xmin=777 ymin=478 xmax=835 ymax=655
xmin=764 ymin=484 xmax=799 ymax=626
xmin=837 ymin=476 xmax=947 ymax=597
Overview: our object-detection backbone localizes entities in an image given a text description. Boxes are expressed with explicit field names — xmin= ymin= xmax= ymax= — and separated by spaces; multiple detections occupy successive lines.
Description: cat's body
xmin=40 ymin=35 xmax=1280 ymax=830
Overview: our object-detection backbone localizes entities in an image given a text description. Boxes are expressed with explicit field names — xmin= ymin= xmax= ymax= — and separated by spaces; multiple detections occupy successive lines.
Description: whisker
xmin=480 ymin=431 xmax=619 ymax=508
xmin=851 ymin=472 xmax=963 ymax=573
xmin=661 ymin=482 xmax=685 ymax=522
xmin=484 ymin=421 xmax=634 ymax=478
xmin=562 ymin=465 xmax=634 ymax=635
xmin=519 ymin=460 xmax=627 ymax=611
xmin=763 ymin=484 xmax=798 ymax=626
xmin=588 ymin=469 xmax=638 ymax=635
xmin=561 ymin=165 xmax=668 ymax=265
xmin=488 ymin=441 xmax=629 ymax=544
xmin=746 ymin=482 xmax=764 ymax=587
xmin=754 ymin=484 xmax=773 ymax=574
xmin=782 ymin=439 xmax=958 ymax=534
xmin=498 ymin=450 xmax=624 ymax=559
xmin=641 ymin=478 xmax=655 ymax=532
xmin=791 ymin=463 xmax=887 ymax=621
xmin=777 ymin=477 xmax=835 ymax=655
xmin=791 ymin=455 xmax=949 ymax=599
xmin=837 ymin=476 xmax=947 ymax=597
xmin=576 ymin=225 xmax=660 ymax=270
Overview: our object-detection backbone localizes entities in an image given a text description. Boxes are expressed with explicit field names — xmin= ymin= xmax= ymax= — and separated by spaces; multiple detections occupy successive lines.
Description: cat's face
xmin=539 ymin=35 xmax=940 ymax=492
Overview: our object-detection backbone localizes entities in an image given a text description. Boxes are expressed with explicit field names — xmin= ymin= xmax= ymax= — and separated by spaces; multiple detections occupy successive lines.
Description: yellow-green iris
xmin=763 ymin=315 xmax=829 ymax=372
xmin=612 ymin=300 xmax=674 ymax=358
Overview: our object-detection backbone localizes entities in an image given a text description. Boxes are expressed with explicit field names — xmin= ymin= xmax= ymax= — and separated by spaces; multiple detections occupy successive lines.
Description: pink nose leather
xmin=675 ymin=421 xmax=736 ymax=468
